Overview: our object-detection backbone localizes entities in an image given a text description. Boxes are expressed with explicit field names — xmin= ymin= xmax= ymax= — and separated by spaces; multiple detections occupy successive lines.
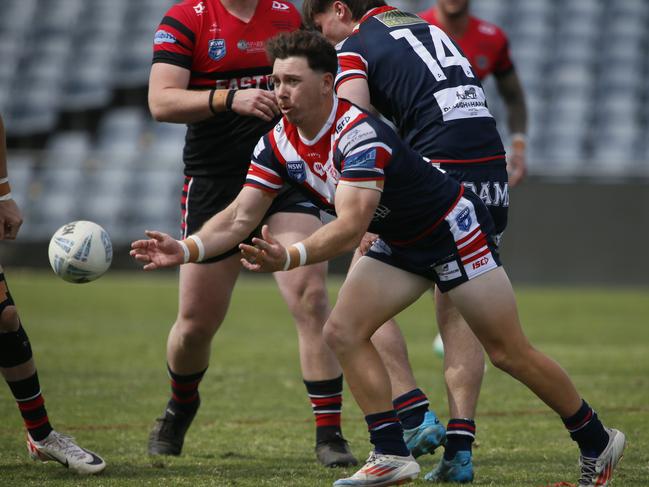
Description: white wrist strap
xmin=187 ymin=235 xmax=206 ymax=262
xmin=0 ymin=193 xmax=12 ymax=201
xmin=282 ymin=247 xmax=291 ymax=271
xmin=293 ymin=242 xmax=307 ymax=267
xmin=0 ymin=177 xmax=8 ymax=184
xmin=179 ymin=240 xmax=190 ymax=264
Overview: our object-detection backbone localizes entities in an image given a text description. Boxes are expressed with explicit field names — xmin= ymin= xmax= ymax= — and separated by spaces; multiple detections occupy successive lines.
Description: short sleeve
xmin=244 ymin=135 xmax=285 ymax=194
xmin=152 ymin=3 xmax=198 ymax=70
xmin=334 ymin=37 xmax=369 ymax=91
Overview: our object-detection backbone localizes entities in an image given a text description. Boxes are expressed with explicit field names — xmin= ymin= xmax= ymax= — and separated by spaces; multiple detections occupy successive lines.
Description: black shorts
xmin=366 ymin=190 xmax=502 ymax=293
xmin=180 ymin=175 xmax=320 ymax=263
xmin=438 ymin=158 xmax=508 ymax=246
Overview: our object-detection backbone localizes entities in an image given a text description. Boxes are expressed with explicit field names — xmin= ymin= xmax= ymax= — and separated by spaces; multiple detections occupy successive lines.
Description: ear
xmin=322 ymin=72 xmax=334 ymax=95
xmin=333 ymin=0 xmax=352 ymax=21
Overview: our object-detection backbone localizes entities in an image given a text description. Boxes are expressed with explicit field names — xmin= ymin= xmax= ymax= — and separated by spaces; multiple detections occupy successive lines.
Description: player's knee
xmin=0 ymin=305 xmax=20 ymax=332
xmin=172 ymin=317 xmax=220 ymax=349
xmin=322 ymin=318 xmax=348 ymax=353
xmin=288 ymin=281 xmax=329 ymax=326
xmin=486 ymin=344 xmax=529 ymax=375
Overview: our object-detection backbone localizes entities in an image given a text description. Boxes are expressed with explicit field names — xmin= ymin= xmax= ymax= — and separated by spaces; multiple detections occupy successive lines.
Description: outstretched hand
xmin=130 ymin=230 xmax=185 ymax=270
xmin=239 ymin=225 xmax=288 ymax=273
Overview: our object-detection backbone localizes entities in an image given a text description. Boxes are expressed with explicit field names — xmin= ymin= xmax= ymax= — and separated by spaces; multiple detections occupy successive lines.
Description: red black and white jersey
xmin=418 ymin=7 xmax=514 ymax=81
xmin=245 ymin=98 xmax=465 ymax=245
xmin=335 ymin=7 xmax=504 ymax=164
xmin=152 ymin=0 xmax=301 ymax=178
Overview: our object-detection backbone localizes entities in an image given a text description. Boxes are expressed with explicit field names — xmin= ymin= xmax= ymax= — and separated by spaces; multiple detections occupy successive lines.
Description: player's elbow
xmin=148 ymin=100 xmax=172 ymax=123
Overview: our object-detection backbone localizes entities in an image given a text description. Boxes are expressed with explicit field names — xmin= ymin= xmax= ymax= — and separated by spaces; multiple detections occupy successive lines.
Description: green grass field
xmin=0 ymin=270 xmax=647 ymax=486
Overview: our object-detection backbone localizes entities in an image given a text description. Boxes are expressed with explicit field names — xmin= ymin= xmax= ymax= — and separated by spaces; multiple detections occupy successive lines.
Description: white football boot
xmin=578 ymin=428 xmax=625 ymax=487
xmin=333 ymin=451 xmax=419 ymax=486
xmin=27 ymin=430 xmax=106 ymax=475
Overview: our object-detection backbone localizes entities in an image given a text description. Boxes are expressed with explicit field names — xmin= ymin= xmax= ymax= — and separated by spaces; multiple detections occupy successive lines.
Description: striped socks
xmin=562 ymin=399 xmax=609 ymax=457
xmin=393 ymin=388 xmax=429 ymax=430
xmin=8 ymin=373 xmax=53 ymax=441
xmin=444 ymin=418 xmax=475 ymax=460
xmin=304 ymin=375 xmax=344 ymax=443
xmin=168 ymin=365 xmax=206 ymax=415
xmin=366 ymin=410 xmax=409 ymax=456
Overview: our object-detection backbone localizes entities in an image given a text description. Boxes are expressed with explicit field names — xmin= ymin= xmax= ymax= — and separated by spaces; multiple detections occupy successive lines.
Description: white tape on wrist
xmin=187 ymin=235 xmax=205 ymax=262
xmin=282 ymin=247 xmax=291 ymax=271
xmin=0 ymin=177 xmax=8 ymax=184
xmin=178 ymin=240 xmax=190 ymax=264
xmin=293 ymin=242 xmax=307 ymax=267
xmin=0 ymin=193 xmax=12 ymax=201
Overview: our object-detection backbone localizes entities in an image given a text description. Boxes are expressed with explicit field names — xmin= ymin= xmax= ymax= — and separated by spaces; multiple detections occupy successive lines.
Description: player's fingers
xmin=143 ymin=262 xmax=158 ymax=271
xmin=249 ymin=237 xmax=274 ymax=253
xmin=259 ymin=93 xmax=280 ymax=116
xmin=240 ymin=258 xmax=262 ymax=271
xmin=254 ymin=106 xmax=274 ymax=122
xmin=144 ymin=230 xmax=166 ymax=241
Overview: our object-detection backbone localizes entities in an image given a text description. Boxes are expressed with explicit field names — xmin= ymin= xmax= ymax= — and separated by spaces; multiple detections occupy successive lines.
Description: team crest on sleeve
xmin=286 ymin=160 xmax=307 ymax=183
xmin=455 ymin=207 xmax=472 ymax=231
xmin=208 ymin=39 xmax=226 ymax=61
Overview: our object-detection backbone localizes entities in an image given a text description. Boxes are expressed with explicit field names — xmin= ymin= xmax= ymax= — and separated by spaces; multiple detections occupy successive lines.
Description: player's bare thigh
xmin=176 ymin=254 xmax=242 ymax=332
xmin=265 ymin=211 xmax=328 ymax=295
xmin=329 ymin=256 xmax=430 ymax=341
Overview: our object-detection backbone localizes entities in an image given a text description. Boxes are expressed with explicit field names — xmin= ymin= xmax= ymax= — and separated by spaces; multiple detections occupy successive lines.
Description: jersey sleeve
xmin=334 ymin=37 xmax=369 ymax=91
xmin=492 ymin=30 xmax=514 ymax=77
xmin=152 ymin=3 xmax=198 ymax=70
xmin=337 ymin=121 xmax=392 ymax=192
xmin=244 ymin=134 xmax=285 ymax=194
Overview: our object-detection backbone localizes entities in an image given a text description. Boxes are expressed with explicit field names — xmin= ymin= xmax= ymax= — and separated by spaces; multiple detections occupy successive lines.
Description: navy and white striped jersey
xmin=335 ymin=6 xmax=505 ymax=163
xmin=245 ymin=97 xmax=464 ymax=245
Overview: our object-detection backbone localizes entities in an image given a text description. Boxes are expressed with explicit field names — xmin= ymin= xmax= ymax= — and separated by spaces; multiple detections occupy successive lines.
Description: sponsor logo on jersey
xmin=237 ymin=39 xmax=265 ymax=53
xmin=154 ymin=30 xmax=177 ymax=45
xmin=193 ymin=1 xmax=206 ymax=15
xmin=456 ymin=207 xmax=472 ymax=231
xmin=272 ymin=1 xmax=290 ymax=11
xmin=434 ymin=260 xmax=462 ymax=281
xmin=286 ymin=160 xmax=307 ymax=183
xmin=345 ymin=148 xmax=377 ymax=169
xmin=338 ymin=123 xmax=377 ymax=153
xmin=456 ymin=87 xmax=478 ymax=100
xmin=375 ymin=10 xmax=426 ymax=28
xmin=208 ymin=39 xmax=226 ymax=61
xmin=335 ymin=115 xmax=351 ymax=134
xmin=433 ymin=85 xmax=492 ymax=122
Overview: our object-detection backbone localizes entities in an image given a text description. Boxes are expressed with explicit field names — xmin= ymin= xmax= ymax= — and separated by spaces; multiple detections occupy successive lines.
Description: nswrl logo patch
xmin=456 ymin=207 xmax=472 ymax=231
xmin=208 ymin=39 xmax=226 ymax=61
xmin=286 ymin=161 xmax=307 ymax=183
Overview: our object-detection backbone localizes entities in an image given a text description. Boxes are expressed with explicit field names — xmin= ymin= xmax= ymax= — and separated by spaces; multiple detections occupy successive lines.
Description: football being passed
xmin=48 ymin=221 xmax=113 ymax=283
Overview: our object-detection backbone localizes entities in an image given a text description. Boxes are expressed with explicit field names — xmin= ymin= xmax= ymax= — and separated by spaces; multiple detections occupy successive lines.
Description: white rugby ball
xmin=48 ymin=221 xmax=113 ymax=283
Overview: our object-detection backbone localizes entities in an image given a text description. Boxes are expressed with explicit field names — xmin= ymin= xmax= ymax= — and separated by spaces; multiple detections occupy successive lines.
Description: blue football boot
xmin=424 ymin=450 xmax=474 ymax=483
xmin=403 ymin=411 xmax=446 ymax=458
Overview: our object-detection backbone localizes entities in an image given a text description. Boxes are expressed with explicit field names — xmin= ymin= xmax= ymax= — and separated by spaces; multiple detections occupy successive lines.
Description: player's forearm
xmin=286 ymin=217 xmax=365 ymax=269
xmin=193 ymin=207 xmax=257 ymax=260
xmin=148 ymin=87 xmax=231 ymax=124
xmin=506 ymin=97 xmax=527 ymax=136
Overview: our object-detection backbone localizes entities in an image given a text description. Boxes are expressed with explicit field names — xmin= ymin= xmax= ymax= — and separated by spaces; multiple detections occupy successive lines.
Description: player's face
xmin=272 ymin=57 xmax=332 ymax=126
xmin=437 ymin=0 xmax=470 ymax=17
xmin=312 ymin=3 xmax=354 ymax=44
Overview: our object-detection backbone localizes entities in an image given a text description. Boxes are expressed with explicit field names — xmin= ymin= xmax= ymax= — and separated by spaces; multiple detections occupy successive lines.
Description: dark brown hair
xmin=302 ymin=0 xmax=386 ymax=26
xmin=266 ymin=30 xmax=338 ymax=76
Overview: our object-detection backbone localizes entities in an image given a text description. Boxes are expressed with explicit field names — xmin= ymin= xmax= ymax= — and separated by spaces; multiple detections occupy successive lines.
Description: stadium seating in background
xmin=0 ymin=0 xmax=647 ymax=243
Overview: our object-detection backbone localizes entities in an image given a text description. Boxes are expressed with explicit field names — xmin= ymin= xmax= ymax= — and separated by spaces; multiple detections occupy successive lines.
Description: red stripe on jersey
xmin=248 ymin=164 xmax=283 ymax=188
xmin=335 ymin=74 xmax=368 ymax=91
xmin=390 ymin=186 xmax=465 ymax=246
xmin=337 ymin=53 xmax=367 ymax=75
xmin=243 ymin=182 xmax=278 ymax=194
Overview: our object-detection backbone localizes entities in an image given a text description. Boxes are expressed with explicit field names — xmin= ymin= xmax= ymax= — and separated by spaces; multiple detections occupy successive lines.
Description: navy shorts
xmin=438 ymin=158 xmax=508 ymax=246
xmin=181 ymin=175 xmax=320 ymax=263
xmin=365 ymin=190 xmax=501 ymax=293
